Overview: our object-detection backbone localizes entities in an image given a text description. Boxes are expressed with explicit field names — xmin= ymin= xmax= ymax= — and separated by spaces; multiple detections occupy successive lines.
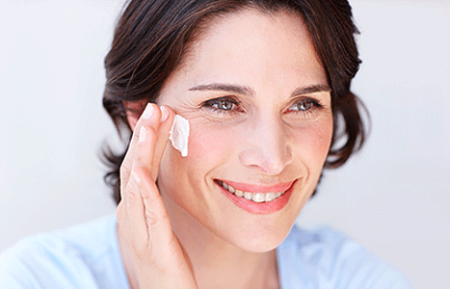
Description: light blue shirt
xmin=0 ymin=215 xmax=412 ymax=289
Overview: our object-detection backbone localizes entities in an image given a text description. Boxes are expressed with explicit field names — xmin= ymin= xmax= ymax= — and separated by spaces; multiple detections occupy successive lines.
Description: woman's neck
xmin=162 ymin=193 xmax=280 ymax=289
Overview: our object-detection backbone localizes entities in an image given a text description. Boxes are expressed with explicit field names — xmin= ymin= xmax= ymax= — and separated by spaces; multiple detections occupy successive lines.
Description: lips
xmin=215 ymin=179 xmax=296 ymax=214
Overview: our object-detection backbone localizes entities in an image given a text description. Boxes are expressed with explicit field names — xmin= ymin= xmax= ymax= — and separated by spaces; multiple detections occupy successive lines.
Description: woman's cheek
xmin=312 ymin=119 xmax=333 ymax=162
xmin=292 ymin=117 xmax=333 ymax=166
xmin=186 ymin=122 xmax=236 ymax=167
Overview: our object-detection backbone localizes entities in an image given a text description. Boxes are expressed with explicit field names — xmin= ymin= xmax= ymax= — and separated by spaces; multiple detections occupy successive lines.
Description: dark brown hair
xmin=102 ymin=0 xmax=367 ymax=205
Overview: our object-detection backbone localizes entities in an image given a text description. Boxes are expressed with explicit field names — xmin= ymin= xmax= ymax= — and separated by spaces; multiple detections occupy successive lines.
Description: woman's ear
xmin=123 ymin=99 xmax=149 ymax=131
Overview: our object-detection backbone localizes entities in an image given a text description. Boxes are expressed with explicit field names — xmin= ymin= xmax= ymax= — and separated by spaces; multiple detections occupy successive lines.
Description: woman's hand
xmin=116 ymin=103 xmax=198 ymax=289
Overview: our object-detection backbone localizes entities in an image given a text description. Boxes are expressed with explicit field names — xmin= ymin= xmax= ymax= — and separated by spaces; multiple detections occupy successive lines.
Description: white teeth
xmin=265 ymin=193 xmax=277 ymax=202
xmin=252 ymin=193 xmax=265 ymax=202
xmin=219 ymin=181 xmax=286 ymax=203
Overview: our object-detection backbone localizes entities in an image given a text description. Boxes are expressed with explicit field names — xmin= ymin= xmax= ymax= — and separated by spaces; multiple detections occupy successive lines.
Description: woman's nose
xmin=238 ymin=116 xmax=293 ymax=175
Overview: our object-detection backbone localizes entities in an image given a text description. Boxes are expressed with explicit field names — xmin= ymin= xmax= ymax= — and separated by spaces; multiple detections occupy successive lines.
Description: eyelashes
xmin=285 ymin=98 xmax=324 ymax=114
xmin=201 ymin=96 xmax=325 ymax=116
xmin=201 ymin=96 xmax=243 ymax=114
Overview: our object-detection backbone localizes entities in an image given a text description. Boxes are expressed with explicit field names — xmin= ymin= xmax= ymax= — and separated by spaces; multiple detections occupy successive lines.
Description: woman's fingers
xmin=131 ymin=105 xmax=174 ymax=181
xmin=130 ymin=166 xmax=198 ymax=289
xmin=116 ymin=102 xmax=198 ymax=288
xmin=120 ymin=103 xmax=162 ymax=195
xmin=151 ymin=106 xmax=175 ymax=180
xmin=132 ymin=167 xmax=174 ymax=246
xmin=119 ymin=103 xmax=175 ymax=244
xmin=121 ymin=165 xmax=173 ymax=253
xmin=121 ymin=169 xmax=148 ymax=247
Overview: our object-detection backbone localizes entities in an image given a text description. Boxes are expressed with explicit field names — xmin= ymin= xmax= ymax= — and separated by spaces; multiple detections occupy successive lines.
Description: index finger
xmin=120 ymin=103 xmax=162 ymax=193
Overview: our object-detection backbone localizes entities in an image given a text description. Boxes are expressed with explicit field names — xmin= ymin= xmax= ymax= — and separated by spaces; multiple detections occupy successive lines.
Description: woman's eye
xmin=202 ymin=97 xmax=242 ymax=113
xmin=287 ymin=99 xmax=322 ymax=113
xmin=214 ymin=100 xmax=234 ymax=110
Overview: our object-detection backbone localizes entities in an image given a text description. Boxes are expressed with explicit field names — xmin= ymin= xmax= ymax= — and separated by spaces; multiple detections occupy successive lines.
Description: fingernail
xmin=142 ymin=103 xmax=154 ymax=120
xmin=160 ymin=106 xmax=169 ymax=122
xmin=139 ymin=126 xmax=148 ymax=143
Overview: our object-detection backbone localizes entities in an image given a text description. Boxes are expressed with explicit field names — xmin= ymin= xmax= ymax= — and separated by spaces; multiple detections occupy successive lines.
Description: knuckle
xmin=131 ymin=238 xmax=148 ymax=255
xmin=148 ymin=126 xmax=157 ymax=136
xmin=145 ymin=207 xmax=160 ymax=226
xmin=144 ymin=206 xmax=169 ymax=227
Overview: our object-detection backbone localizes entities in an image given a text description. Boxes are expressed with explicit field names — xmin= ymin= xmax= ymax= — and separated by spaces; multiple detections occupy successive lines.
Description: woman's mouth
xmin=215 ymin=179 xmax=296 ymax=214
xmin=216 ymin=180 xmax=286 ymax=202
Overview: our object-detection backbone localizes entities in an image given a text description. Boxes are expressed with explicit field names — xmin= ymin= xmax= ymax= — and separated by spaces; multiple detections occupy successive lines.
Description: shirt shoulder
xmin=277 ymin=225 xmax=413 ymax=289
xmin=0 ymin=215 xmax=129 ymax=289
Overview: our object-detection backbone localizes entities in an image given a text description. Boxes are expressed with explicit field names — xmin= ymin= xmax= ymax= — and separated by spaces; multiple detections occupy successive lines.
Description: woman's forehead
xmin=158 ymin=8 xmax=327 ymax=106
xmin=174 ymin=8 xmax=325 ymax=92
xmin=188 ymin=8 xmax=310 ymax=58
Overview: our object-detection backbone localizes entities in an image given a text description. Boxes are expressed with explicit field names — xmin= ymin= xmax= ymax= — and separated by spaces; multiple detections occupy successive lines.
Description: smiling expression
xmin=156 ymin=8 xmax=333 ymax=252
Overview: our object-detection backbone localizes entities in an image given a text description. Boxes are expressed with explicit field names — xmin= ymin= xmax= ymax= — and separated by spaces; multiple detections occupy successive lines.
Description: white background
xmin=0 ymin=1 xmax=448 ymax=288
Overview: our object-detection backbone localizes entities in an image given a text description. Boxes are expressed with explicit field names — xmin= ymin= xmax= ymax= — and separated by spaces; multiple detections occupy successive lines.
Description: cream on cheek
xmin=159 ymin=114 xmax=238 ymax=195
xmin=169 ymin=114 xmax=190 ymax=157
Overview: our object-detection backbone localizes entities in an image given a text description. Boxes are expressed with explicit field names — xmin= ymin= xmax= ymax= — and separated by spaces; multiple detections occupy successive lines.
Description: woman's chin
xmin=227 ymin=225 xmax=293 ymax=253
xmin=237 ymin=237 xmax=285 ymax=253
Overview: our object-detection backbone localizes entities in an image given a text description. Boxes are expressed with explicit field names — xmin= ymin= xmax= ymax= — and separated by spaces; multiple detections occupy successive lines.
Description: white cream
xmin=169 ymin=114 xmax=190 ymax=157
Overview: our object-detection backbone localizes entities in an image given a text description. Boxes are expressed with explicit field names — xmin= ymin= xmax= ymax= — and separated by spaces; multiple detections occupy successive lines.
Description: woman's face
xmin=157 ymin=8 xmax=333 ymax=252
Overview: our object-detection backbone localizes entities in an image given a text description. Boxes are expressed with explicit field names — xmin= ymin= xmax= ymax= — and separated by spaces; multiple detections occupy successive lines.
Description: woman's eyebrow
xmin=188 ymin=83 xmax=330 ymax=97
xmin=290 ymin=84 xmax=331 ymax=97
xmin=188 ymin=83 xmax=255 ymax=96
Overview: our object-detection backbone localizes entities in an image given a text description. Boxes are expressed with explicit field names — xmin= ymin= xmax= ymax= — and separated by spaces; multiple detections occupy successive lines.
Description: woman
xmin=0 ymin=0 xmax=411 ymax=288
